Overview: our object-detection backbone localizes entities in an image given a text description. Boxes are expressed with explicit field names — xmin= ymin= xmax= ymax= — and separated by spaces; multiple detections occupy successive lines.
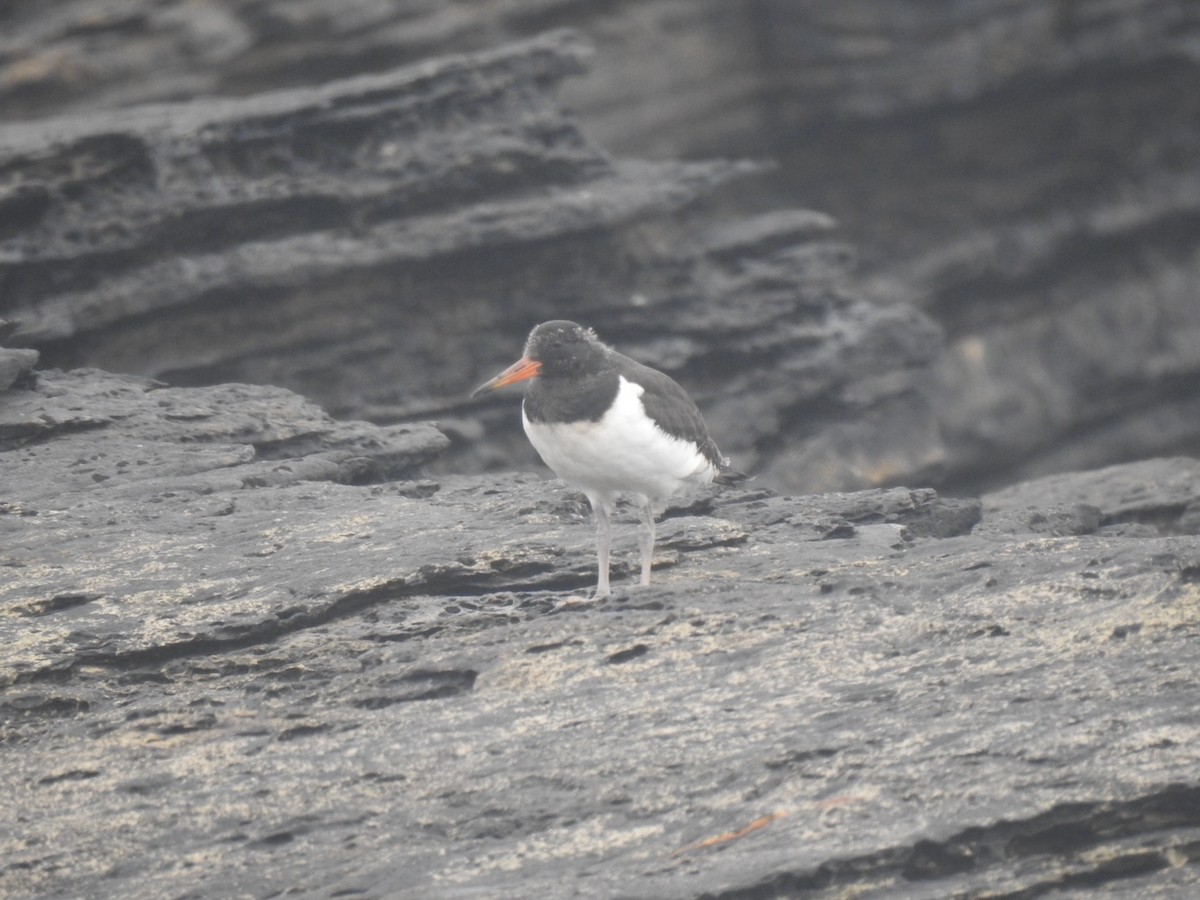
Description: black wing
xmin=613 ymin=352 xmax=725 ymax=469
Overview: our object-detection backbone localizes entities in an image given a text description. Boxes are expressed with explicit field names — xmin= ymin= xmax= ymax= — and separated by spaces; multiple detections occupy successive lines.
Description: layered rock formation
xmin=3 ymin=2 xmax=1198 ymax=491
xmin=0 ymin=29 xmax=944 ymax=495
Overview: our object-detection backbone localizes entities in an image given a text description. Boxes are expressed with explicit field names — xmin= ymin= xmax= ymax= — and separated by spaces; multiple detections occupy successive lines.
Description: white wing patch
xmin=523 ymin=376 xmax=717 ymax=502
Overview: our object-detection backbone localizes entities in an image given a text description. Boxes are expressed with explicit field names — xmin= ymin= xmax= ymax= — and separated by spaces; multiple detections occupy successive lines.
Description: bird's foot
xmin=550 ymin=583 xmax=612 ymax=609
xmin=551 ymin=594 xmax=598 ymax=612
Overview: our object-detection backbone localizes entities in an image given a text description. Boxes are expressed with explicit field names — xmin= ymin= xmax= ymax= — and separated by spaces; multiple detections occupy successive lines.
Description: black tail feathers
xmin=714 ymin=457 xmax=752 ymax=485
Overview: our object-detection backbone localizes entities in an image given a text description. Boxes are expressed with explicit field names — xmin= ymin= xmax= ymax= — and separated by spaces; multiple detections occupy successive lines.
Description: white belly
xmin=522 ymin=376 xmax=716 ymax=502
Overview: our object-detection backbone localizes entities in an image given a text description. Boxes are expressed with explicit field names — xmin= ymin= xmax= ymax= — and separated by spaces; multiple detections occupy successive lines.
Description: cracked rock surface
xmin=3 ymin=363 xmax=1199 ymax=898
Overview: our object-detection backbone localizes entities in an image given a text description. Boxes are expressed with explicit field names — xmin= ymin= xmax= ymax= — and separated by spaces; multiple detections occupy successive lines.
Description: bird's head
xmin=471 ymin=320 xmax=607 ymax=396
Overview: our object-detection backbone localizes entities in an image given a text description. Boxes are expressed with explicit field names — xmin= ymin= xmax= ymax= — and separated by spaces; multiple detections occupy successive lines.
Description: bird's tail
xmin=714 ymin=457 xmax=752 ymax=485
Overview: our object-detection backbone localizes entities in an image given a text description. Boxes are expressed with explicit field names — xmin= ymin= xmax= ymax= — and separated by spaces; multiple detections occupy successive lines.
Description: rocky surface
xmin=3 ymin=362 xmax=1199 ymax=898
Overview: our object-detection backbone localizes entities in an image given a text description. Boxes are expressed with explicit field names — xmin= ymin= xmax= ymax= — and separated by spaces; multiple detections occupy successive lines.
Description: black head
xmin=523 ymin=320 xmax=610 ymax=379
xmin=470 ymin=320 xmax=613 ymax=397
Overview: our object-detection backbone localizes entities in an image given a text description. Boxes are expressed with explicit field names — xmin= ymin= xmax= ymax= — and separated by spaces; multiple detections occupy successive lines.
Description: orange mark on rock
xmin=816 ymin=794 xmax=864 ymax=810
xmin=673 ymin=811 xmax=789 ymax=856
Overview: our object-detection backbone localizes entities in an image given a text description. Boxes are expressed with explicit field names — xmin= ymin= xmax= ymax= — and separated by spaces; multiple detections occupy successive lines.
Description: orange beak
xmin=471 ymin=356 xmax=542 ymax=397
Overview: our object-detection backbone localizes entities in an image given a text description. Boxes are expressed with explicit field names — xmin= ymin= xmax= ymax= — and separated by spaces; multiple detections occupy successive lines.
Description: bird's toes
xmin=552 ymin=592 xmax=600 ymax=609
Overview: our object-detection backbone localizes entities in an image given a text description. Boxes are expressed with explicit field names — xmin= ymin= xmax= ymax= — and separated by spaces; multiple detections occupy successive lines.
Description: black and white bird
xmin=473 ymin=320 xmax=733 ymax=597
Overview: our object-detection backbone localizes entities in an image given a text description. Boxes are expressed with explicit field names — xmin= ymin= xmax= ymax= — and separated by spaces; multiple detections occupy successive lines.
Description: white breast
xmin=522 ymin=375 xmax=716 ymax=503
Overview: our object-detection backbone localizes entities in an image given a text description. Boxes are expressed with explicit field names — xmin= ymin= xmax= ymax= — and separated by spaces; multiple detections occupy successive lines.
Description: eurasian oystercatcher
xmin=473 ymin=320 xmax=733 ymax=597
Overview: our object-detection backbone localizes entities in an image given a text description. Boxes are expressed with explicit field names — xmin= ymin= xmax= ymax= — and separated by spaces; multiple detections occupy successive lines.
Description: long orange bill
xmin=471 ymin=357 xmax=542 ymax=397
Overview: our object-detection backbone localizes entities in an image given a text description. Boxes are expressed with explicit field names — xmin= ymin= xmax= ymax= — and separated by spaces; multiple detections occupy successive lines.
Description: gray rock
xmin=732 ymin=3 xmax=1200 ymax=493
xmin=984 ymin=457 xmax=1200 ymax=532
xmin=0 ymin=30 xmax=945 ymax=495
xmin=0 ymin=347 xmax=38 ymax=390
xmin=973 ymin=503 xmax=1104 ymax=539
xmin=1 ymin=10 xmax=1199 ymax=891
xmin=2 ymin=365 xmax=1199 ymax=898
xmin=3 ymin=2 xmax=1199 ymax=498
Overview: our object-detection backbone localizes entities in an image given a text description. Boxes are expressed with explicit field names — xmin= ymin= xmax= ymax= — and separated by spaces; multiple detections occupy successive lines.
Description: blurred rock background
xmin=3 ymin=0 xmax=1198 ymax=494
